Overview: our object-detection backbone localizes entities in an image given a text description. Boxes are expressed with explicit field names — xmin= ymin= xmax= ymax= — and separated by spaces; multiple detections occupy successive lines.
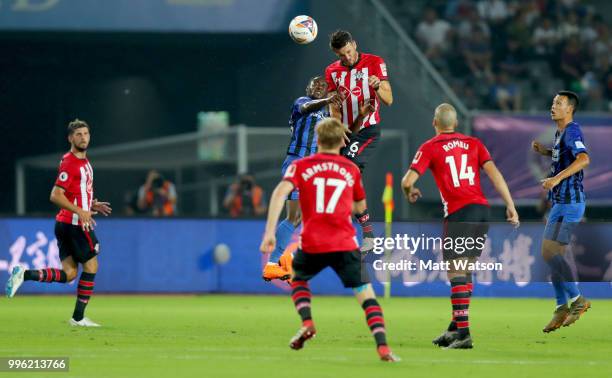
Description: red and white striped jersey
xmin=325 ymin=53 xmax=388 ymax=130
xmin=54 ymin=152 xmax=94 ymax=226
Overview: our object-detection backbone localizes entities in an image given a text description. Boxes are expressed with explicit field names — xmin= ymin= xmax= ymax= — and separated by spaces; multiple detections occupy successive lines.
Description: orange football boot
xmin=279 ymin=251 xmax=294 ymax=276
xmin=262 ymin=263 xmax=290 ymax=282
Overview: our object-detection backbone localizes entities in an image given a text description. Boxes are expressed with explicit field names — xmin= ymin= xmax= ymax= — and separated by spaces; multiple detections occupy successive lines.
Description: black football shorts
xmin=443 ymin=204 xmax=490 ymax=260
xmin=292 ymin=249 xmax=369 ymax=288
xmin=341 ymin=125 xmax=380 ymax=172
xmin=55 ymin=222 xmax=100 ymax=264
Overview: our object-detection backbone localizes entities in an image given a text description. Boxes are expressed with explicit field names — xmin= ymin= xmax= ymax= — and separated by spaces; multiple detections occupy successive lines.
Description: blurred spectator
xmin=444 ymin=0 xmax=475 ymax=22
xmin=559 ymin=36 xmax=585 ymax=89
xmin=521 ymin=1 xmax=541 ymax=27
xmin=397 ymin=0 xmax=610 ymax=111
xmin=505 ymin=10 xmax=532 ymax=50
xmin=458 ymin=7 xmax=490 ymax=41
xmin=533 ymin=17 xmax=559 ymax=58
xmin=592 ymin=19 xmax=611 ymax=64
xmin=476 ymin=0 xmax=510 ymax=25
xmin=558 ymin=11 xmax=580 ymax=40
xmin=490 ymin=71 xmax=521 ymax=111
xmin=415 ymin=8 xmax=452 ymax=62
xmin=580 ymin=14 xmax=598 ymax=43
xmin=498 ymin=38 xmax=527 ymax=76
xmin=137 ymin=170 xmax=177 ymax=217
xmin=223 ymin=173 xmax=267 ymax=217
xmin=462 ymin=25 xmax=494 ymax=80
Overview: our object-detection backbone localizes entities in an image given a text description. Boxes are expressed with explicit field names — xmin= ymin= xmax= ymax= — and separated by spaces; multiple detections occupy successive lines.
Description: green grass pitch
xmin=1 ymin=295 xmax=610 ymax=377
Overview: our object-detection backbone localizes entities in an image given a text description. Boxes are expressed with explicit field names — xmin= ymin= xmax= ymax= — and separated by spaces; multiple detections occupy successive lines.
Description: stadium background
xmin=0 ymin=0 xmax=610 ymax=298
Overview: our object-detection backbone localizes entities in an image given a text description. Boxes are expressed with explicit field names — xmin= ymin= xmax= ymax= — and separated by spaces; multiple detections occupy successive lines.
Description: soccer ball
xmin=213 ymin=243 xmax=231 ymax=265
xmin=288 ymin=15 xmax=317 ymax=45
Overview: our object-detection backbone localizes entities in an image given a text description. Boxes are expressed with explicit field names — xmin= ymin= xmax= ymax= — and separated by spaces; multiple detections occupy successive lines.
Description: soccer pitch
xmin=1 ymin=295 xmax=610 ymax=378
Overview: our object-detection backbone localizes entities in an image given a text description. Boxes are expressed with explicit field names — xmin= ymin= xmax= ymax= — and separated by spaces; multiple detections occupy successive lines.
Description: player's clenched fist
xmin=259 ymin=232 xmax=276 ymax=254
xmin=368 ymin=75 xmax=381 ymax=90
xmin=541 ymin=176 xmax=561 ymax=190
xmin=532 ymin=140 xmax=549 ymax=156
xmin=406 ymin=187 xmax=422 ymax=203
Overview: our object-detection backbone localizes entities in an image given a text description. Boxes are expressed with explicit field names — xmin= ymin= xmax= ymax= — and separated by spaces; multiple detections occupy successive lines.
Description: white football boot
xmin=6 ymin=265 xmax=25 ymax=298
xmin=69 ymin=317 xmax=101 ymax=327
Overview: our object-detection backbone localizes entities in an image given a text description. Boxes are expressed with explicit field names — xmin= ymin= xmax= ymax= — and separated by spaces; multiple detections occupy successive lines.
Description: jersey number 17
xmin=313 ymin=177 xmax=347 ymax=213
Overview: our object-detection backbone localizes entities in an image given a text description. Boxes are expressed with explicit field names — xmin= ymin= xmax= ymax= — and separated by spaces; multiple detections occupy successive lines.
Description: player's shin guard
xmin=290 ymin=281 xmax=313 ymax=327
xmin=547 ymin=254 xmax=580 ymax=302
xmin=362 ymin=298 xmax=388 ymax=347
xmin=23 ymin=268 xmax=67 ymax=283
xmin=269 ymin=220 xmax=296 ymax=264
xmin=72 ymin=272 xmax=95 ymax=322
xmin=551 ymin=271 xmax=568 ymax=306
xmin=450 ymin=276 xmax=470 ymax=338
xmin=447 ymin=273 xmax=473 ymax=332
xmin=355 ymin=210 xmax=374 ymax=238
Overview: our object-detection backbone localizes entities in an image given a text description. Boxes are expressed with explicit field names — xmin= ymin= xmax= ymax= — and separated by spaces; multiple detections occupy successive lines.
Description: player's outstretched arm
xmin=400 ymin=169 xmax=422 ymax=203
xmin=260 ymin=180 xmax=295 ymax=253
xmin=531 ymin=140 xmax=552 ymax=156
xmin=482 ymin=161 xmax=519 ymax=226
xmin=50 ymin=186 xmax=96 ymax=231
xmin=541 ymin=152 xmax=590 ymax=190
xmin=300 ymin=93 xmax=341 ymax=114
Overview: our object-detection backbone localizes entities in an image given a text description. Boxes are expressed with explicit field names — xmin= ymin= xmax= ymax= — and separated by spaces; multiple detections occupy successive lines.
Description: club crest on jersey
xmin=284 ymin=164 xmax=296 ymax=178
xmin=380 ymin=63 xmax=387 ymax=77
xmin=59 ymin=172 xmax=69 ymax=182
xmin=354 ymin=71 xmax=366 ymax=80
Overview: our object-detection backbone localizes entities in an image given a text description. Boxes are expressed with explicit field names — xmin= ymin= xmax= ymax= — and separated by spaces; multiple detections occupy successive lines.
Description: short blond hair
xmin=316 ymin=118 xmax=345 ymax=149
xmin=434 ymin=103 xmax=457 ymax=130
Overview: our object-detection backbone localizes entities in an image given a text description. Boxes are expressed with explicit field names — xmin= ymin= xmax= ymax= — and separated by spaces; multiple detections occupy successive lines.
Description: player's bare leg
xmin=354 ymin=284 xmax=400 ymax=362
xmin=6 ymin=257 xmax=76 ymax=298
xmin=541 ymin=240 xmax=589 ymax=332
xmin=61 ymin=256 xmax=79 ymax=282
xmin=263 ymin=201 xmax=300 ymax=281
xmin=69 ymin=256 xmax=100 ymax=327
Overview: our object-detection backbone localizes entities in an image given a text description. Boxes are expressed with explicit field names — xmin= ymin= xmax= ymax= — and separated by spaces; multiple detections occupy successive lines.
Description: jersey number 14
xmin=445 ymin=154 xmax=475 ymax=187
xmin=313 ymin=177 xmax=347 ymax=213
